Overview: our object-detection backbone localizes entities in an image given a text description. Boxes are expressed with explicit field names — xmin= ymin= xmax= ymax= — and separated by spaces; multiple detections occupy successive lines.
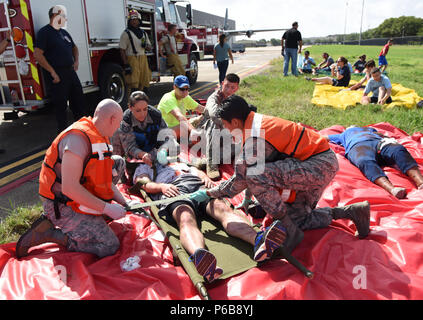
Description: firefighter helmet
xmin=128 ymin=9 xmax=141 ymax=20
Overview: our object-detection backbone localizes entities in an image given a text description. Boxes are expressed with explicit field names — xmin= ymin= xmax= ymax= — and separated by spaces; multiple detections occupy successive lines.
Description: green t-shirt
xmin=158 ymin=91 xmax=198 ymax=128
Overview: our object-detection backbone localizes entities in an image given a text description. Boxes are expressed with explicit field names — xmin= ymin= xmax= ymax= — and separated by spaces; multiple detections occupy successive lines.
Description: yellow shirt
xmin=158 ymin=90 xmax=198 ymax=128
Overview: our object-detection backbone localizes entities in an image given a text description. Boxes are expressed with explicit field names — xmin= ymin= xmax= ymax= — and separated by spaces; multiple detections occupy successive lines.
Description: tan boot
xmin=189 ymin=115 xmax=204 ymax=129
xmin=191 ymin=157 xmax=207 ymax=171
xmin=332 ymin=201 xmax=371 ymax=239
xmin=16 ymin=216 xmax=68 ymax=259
xmin=374 ymin=177 xmax=407 ymax=199
xmin=206 ymin=163 xmax=221 ymax=180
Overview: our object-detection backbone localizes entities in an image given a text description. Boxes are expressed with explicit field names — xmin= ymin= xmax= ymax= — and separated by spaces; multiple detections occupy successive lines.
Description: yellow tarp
xmin=311 ymin=80 xmax=423 ymax=110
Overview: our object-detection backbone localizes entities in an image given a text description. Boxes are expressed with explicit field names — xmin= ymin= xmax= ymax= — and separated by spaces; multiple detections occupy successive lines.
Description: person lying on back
xmin=131 ymin=161 xmax=287 ymax=283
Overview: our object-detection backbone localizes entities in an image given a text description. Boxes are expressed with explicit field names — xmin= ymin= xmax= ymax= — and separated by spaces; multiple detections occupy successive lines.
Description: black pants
xmin=370 ymin=96 xmax=393 ymax=104
xmin=45 ymin=67 xmax=86 ymax=133
xmin=217 ymin=60 xmax=229 ymax=84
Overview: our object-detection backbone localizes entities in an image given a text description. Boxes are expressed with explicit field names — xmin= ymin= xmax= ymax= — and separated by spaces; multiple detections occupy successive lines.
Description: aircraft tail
xmin=223 ymin=8 xmax=228 ymax=30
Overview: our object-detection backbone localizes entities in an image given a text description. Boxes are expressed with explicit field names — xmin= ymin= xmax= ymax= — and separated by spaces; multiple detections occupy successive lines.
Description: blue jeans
xmin=347 ymin=142 xmax=417 ymax=183
xmin=283 ymin=48 xmax=298 ymax=76
xmin=217 ymin=59 xmax=229 ymax=84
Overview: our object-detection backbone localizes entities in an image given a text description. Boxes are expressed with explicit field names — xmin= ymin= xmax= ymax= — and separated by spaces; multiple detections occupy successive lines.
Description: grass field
xmin=1 ymin=44 xmax=423 ymax=244
xmin=237 ymin=45 xmax=423 ymax=134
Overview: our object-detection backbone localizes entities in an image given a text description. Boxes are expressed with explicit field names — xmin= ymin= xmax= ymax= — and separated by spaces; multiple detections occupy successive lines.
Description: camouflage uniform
xmin=208 ymin=138 xmax=339 ymax=230
xmin=111 ymin=108 xmax=169 ymax=160
xmin=42 ymin=155 xmax=126 ymax=258
xmin=112 ymin=108 xmax=179 ymax=183
xmin=196 ymin=90 xmax=235 ymax=166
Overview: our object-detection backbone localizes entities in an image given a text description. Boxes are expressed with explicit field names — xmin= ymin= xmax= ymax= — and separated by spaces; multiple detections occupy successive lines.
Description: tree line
xmin=268 ymin=16 xmax=423 ymax=45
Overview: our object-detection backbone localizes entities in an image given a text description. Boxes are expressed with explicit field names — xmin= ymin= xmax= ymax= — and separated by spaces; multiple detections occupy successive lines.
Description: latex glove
xmin=104 ymin=203 xmax=127 ymax=220
xmin=235 ymin=197 xmax=254 ymax=212
xmin=189 ymin=189 xmax=210 ymax=203
xmin=157 ymin=148 xmax=168 ymax=166
xmin=125 ymin=199 xmax=142 ymax=210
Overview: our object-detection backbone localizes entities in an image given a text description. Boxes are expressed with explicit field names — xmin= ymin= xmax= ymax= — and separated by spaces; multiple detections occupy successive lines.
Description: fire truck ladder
xmin=0 ymin=0 xmax=26 ymax=107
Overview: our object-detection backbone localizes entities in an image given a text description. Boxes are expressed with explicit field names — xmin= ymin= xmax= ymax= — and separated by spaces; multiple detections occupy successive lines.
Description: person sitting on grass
xmin=348 ymin=60 xmax=376 ymax=91
xmin=361 ymin=68 xmax=392 ymax=105
xmin=308 ymin=56 xmax=351 ymax=88
xmin=298 ymin=50 xmax=316 ymax=74
xmin=326 ymin=126 xmax=423 ymax=199
xmin=130 ymin=161 xmax=287 ymax=283
xmin=312 ymin=52 xmax=334 ymax=75
xmin=353 ymin=55 xmax=367 ymax=73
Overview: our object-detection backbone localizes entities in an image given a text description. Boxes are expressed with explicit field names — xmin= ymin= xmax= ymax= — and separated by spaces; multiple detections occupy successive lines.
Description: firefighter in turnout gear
xmin=159 ymin=24 xmax=186 ymax=77
xmin=120 ymin=9 xmax=152 ymax=94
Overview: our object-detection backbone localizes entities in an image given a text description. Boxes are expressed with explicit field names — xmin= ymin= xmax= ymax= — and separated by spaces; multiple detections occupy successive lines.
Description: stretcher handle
xmin=276 ymin=246 xmax=314 ymax=279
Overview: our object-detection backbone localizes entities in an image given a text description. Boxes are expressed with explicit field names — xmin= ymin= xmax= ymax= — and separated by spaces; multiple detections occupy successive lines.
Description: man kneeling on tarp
xmin=130 ymin=162 xmax=287 ymax=283
xmin=16 ymin=99 xmax=130 ymax=259
xmin=189 ymin=95 xmax=371 ymax=254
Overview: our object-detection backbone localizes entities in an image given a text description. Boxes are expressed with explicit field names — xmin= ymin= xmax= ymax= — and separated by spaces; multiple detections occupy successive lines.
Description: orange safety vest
xmin=243 ymin=112 xmax=330 ymax=203
xmin=39 ymin=117 xmax=114 ymax=217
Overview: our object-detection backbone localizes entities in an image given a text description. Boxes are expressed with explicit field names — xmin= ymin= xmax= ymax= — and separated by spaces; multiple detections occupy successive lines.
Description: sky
xmin=187 ymin=0 xmax=423 ymax=40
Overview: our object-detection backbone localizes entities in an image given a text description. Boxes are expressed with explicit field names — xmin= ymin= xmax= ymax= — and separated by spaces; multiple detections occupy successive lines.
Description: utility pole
xmin=359 ymin=0 xmax=365 ymax=45
xmin=343 ymin=0 xmax=348 ymax=44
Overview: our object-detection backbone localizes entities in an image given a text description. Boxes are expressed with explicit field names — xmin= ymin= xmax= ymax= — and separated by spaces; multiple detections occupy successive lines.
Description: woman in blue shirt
xmin=308 ymin=56 xmax=351 ymax=87
xmin=213 ymin=34 xmax=234 ymax=85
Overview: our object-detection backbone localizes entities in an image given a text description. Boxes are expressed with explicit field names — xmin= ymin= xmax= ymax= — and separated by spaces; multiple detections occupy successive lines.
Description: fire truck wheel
xmin=99 ymin=62 xmax=128 ymax=110
xmin=186 ymin=53 xmax=198 ymax=86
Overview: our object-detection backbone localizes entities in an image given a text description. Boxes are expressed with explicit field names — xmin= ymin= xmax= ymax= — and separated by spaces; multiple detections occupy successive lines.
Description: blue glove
xmin=190 ymin=189 xmax=210 ymax=203
xmin=157 ymin=149 xmax=168 ymax=165
xmin=235 ymin=197 xmax=254 ymax=212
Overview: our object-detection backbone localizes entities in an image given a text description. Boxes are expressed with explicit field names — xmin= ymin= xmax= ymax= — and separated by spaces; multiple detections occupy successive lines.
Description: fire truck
xmin=0 ymin=0 xmax=204 ymax=118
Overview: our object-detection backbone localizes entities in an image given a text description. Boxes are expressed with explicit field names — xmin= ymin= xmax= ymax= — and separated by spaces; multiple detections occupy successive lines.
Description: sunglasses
xmin=178 ymin=87 xmax=190 ymax=91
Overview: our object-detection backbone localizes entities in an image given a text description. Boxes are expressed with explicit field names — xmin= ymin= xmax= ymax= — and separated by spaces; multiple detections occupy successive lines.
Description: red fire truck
xmin=0 ymin=0 xmax=204 ymax=118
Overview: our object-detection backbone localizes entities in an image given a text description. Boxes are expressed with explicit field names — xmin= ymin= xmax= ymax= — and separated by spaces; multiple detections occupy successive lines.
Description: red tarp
xmin=1 ymin=122 xmax=423 ymax=300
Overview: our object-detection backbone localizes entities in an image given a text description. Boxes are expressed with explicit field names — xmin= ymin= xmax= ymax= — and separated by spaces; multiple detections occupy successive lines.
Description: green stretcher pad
xmin=140 ymin=190 xmax=259 ymax=281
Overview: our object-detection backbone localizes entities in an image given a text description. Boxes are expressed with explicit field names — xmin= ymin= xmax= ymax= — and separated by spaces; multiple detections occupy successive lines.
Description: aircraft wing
xmin=223 ymin=28 xmax=288 ymax=38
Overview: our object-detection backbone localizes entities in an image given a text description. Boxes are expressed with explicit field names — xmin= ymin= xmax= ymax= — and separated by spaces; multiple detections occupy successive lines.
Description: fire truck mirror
xmin=186 ymin=4 xmax=193 ymax=27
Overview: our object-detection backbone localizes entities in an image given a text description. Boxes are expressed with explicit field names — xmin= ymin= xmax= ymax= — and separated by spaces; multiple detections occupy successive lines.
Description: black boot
xmin=16 ymin=216 xmax=68 ymax=259
xmin=331 ymin=201 xmax=370 ymax=239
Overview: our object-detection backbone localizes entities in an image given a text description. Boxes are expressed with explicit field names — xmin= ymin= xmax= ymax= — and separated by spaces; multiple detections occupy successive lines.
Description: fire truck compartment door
xmin=85 ymin=0 xmax=126 ymax=42
xmin=127 ymin=0 xmax=155 ymax=12
xmin=30 ymin=0 xmax=93 ymax=86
